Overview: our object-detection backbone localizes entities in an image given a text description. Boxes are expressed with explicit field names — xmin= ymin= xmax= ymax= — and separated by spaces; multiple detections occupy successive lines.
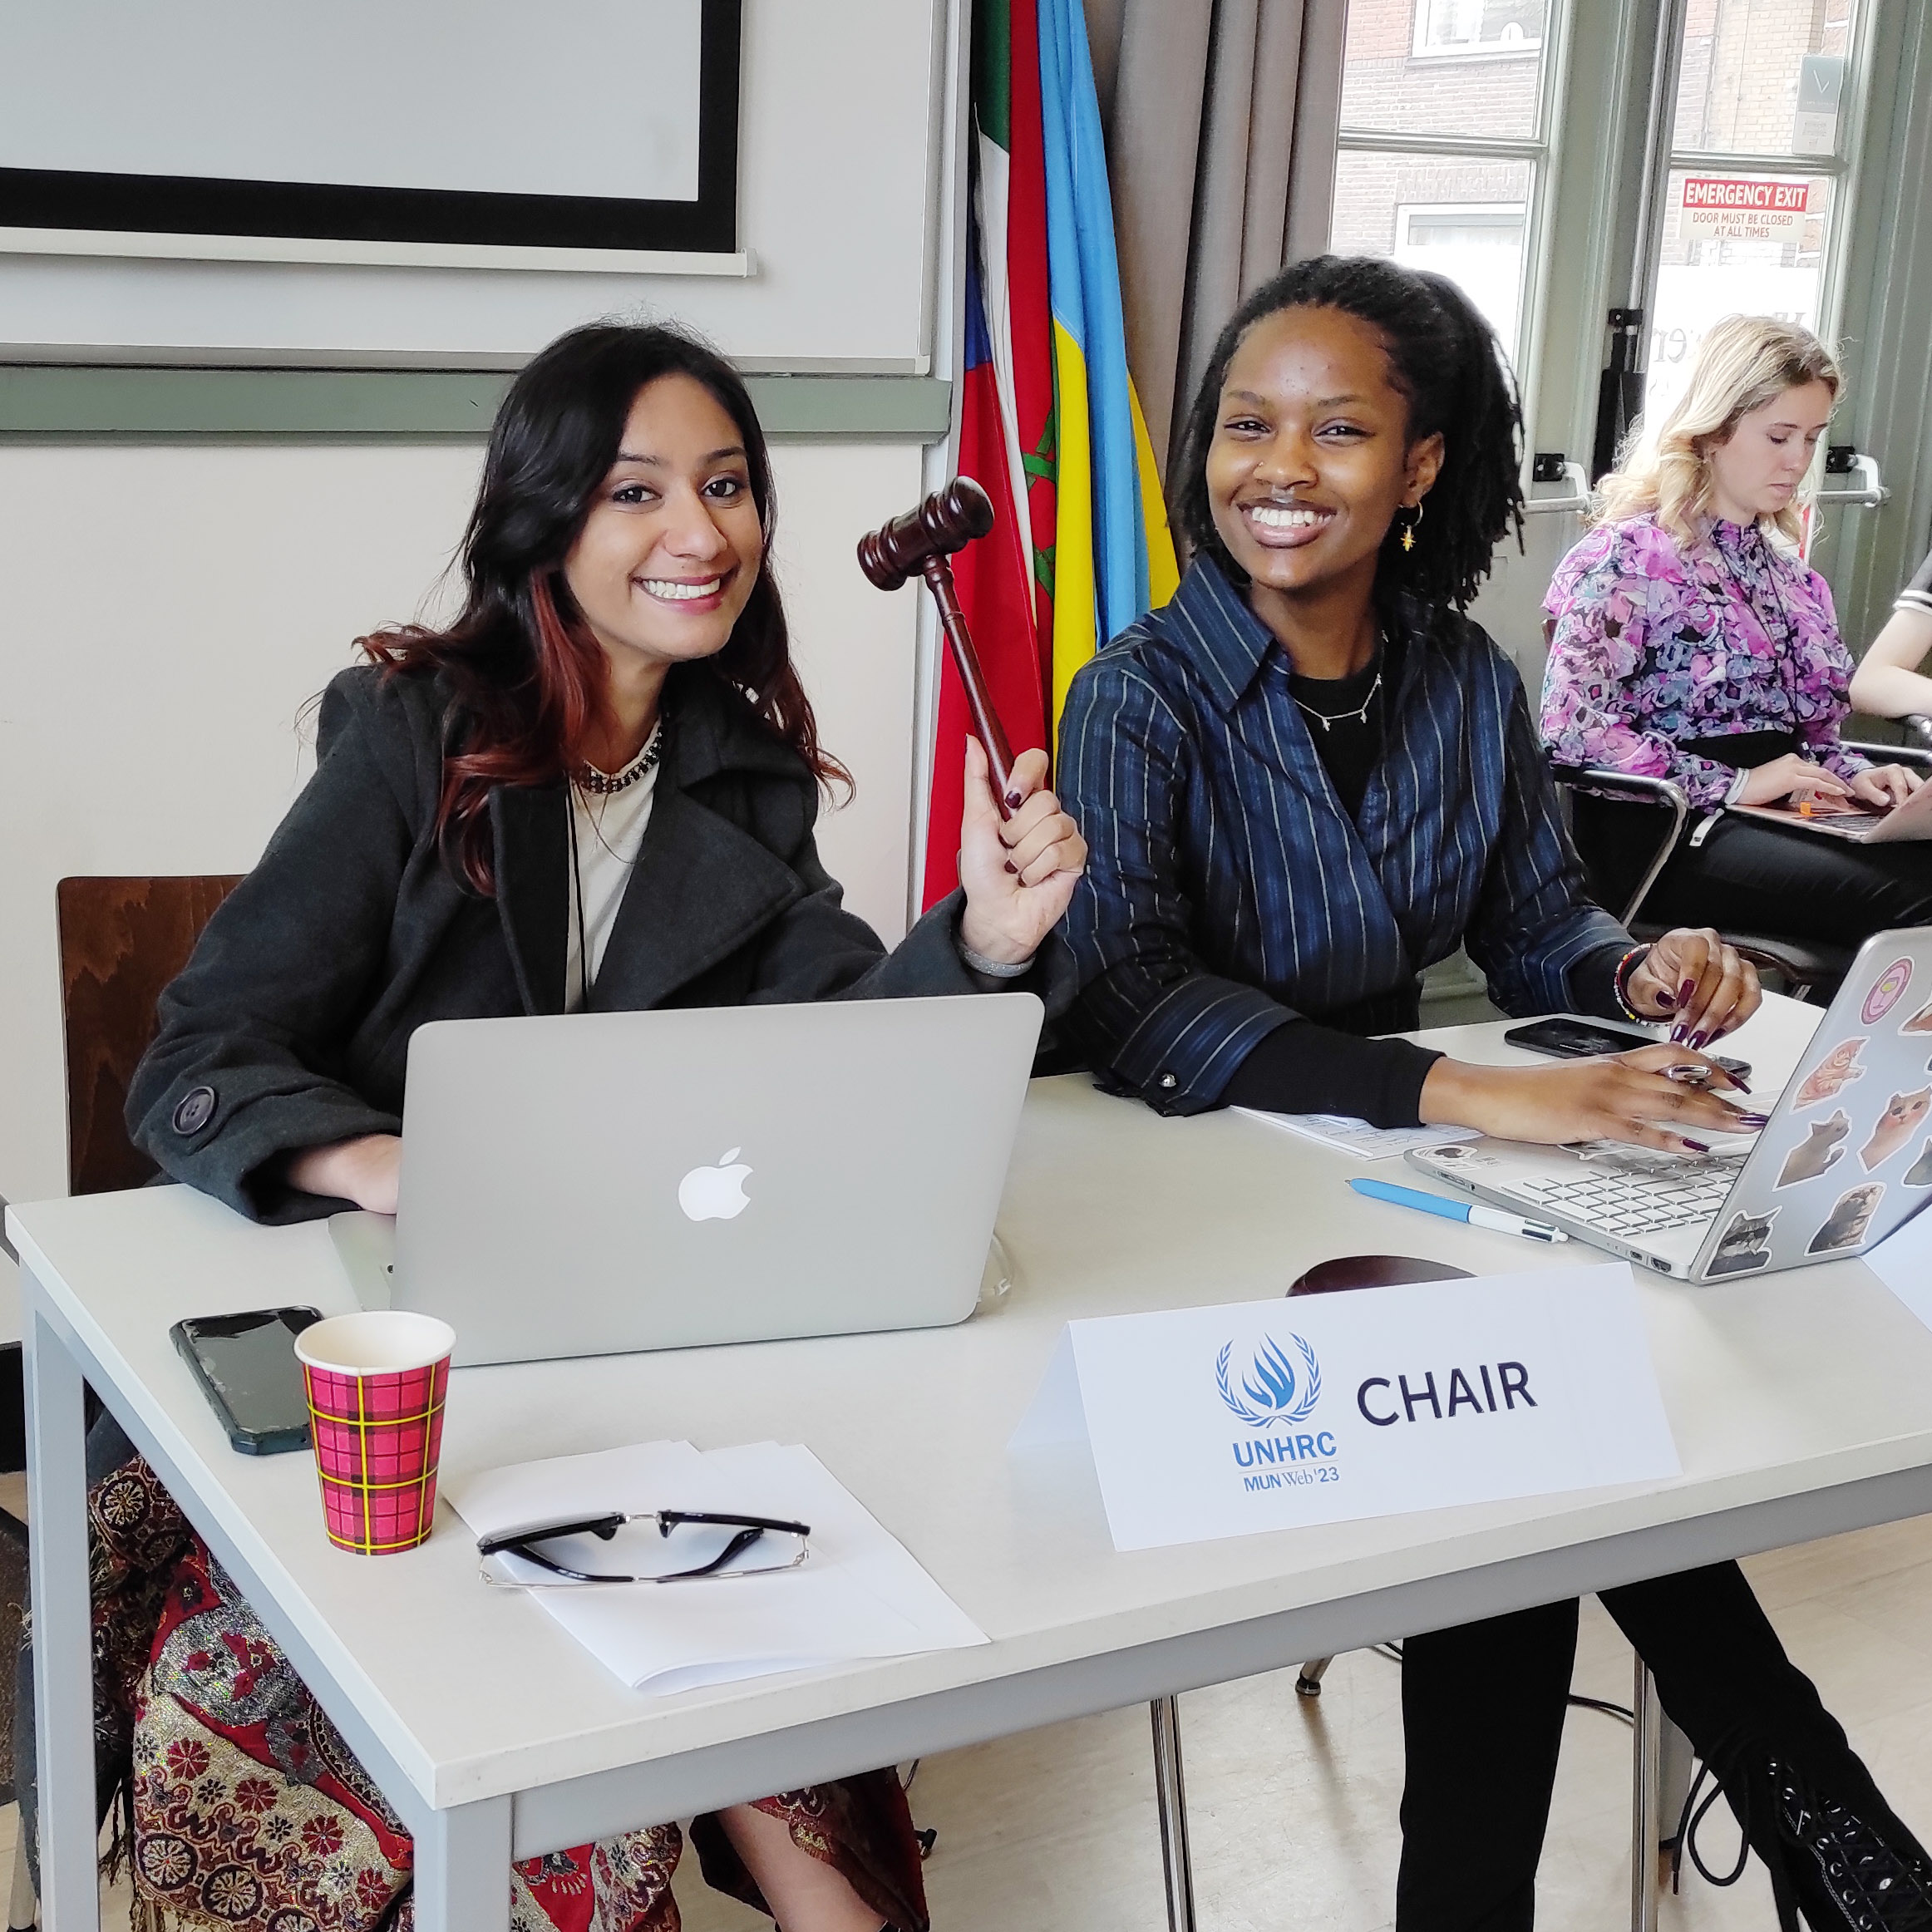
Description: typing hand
xmin=956 ymin=739 xmax=1087 ymax=967
xmin=1735 ymin=753 xmax=1855 ymax=811
xmin=1626 ymin=928 xmax=1762 ymax=1046
xmin=1850 ymin=763 xmax=1922 ymax=810
xmin=1419 ymin=1045 xmax=1762 ymax=1156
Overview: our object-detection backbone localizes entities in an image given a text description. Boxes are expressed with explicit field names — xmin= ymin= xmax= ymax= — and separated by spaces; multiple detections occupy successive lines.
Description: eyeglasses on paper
xmin=476 ymin=1509 xmax=811 ymax=1585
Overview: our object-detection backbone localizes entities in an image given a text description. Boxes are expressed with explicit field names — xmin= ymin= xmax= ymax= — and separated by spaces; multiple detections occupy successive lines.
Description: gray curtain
xmin=1083 ymin=0 xmax=1348 ymax=476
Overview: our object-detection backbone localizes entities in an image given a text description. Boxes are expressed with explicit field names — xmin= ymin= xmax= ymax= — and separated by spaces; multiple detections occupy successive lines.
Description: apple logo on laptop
xmin=678 ymin=1148 xmax=752 ymax=1222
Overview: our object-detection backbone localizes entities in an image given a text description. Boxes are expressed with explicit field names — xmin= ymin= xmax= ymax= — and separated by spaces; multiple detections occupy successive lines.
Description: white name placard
xmin=1010 ymin=1263 xmax=1679 ymax=1551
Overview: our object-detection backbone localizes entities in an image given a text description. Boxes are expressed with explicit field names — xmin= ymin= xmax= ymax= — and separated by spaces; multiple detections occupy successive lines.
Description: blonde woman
xmin=1541 ymin=316 xmax=1930 ymax=974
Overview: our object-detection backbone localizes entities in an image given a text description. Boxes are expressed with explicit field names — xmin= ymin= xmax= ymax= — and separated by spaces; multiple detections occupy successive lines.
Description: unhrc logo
xmin=1216 ymin=1334 xmax=1321 ymax=1429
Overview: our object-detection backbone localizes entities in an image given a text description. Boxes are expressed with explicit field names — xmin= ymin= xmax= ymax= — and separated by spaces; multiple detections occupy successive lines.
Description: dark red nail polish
xmin=1005 ymin=791 xmax=1024 ymax=809
xmin=1683 ymin=1138 xmax=1711 ymax=1153
xmin=1003 ymin=860 xmax=1018 ymax=875
xmin=1671 ymin=1025 xmax=1688 ymax=1044
xmin=1688 ymin=1030 xmax=1708 ymax=1050
xmin=1656 ymin=993 xmax=1677 ymax=1010
xmin=1737 ymin=1113 xmax=1772 ymax=1127
xmin=1678 ymin=979 xmax=1696 ymax=1008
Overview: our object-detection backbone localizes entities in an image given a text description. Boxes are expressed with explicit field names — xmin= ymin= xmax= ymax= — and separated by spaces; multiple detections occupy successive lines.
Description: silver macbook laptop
xmin=331 ymin=993 xmax=1042 ymax=1365
xmin=1731 ymin=781 xmax=1932 ymax=845
xmin=1407 ymin=929 xmax=1932 ymax=1281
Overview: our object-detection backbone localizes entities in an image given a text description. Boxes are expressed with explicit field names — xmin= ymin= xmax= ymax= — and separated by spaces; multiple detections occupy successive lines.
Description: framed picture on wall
xmin=0 ymin=0 xmax=742 ymax=272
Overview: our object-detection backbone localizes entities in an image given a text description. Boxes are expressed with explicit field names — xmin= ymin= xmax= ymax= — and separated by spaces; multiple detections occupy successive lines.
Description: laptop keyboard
xmin=1503 ymin=1163 xmax=1744 ymax=1236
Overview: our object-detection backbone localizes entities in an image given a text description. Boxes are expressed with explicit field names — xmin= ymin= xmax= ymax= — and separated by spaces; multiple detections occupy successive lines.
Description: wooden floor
xmin=10 ymin=1498 xmax=1929 ymax=1929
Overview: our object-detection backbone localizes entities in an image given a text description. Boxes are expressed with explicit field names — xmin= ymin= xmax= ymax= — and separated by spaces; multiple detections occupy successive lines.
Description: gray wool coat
xmin=128 ymin=660 xmax=1067 ymax=1223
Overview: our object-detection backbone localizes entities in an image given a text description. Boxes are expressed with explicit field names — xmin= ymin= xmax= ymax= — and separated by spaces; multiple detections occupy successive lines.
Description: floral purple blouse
xmin=1540 ymin=513 xmax=1870 ymax=811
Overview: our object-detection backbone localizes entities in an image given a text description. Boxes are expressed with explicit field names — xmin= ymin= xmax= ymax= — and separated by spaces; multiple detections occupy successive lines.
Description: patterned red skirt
xmin=88 ymin=1455 xmax=929 ymax=1932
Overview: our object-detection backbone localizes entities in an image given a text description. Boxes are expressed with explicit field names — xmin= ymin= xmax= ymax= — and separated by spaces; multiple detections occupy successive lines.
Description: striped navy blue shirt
xmin=1057 ymin=556 xmax=1629 ymax=1116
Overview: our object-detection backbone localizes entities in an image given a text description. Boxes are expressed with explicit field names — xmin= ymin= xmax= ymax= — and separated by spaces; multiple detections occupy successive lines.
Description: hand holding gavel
xmin=858 ymin=477 xmax=1087 ymax=964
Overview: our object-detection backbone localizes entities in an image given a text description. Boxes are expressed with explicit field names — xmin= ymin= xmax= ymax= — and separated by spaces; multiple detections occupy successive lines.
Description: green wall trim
xmin=0 ymin=367 xmax=953 ymax=442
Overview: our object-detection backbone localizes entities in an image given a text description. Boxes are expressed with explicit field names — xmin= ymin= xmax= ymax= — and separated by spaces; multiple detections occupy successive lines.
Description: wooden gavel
xmin=857 ymin=476 xmax=1018 ymax=819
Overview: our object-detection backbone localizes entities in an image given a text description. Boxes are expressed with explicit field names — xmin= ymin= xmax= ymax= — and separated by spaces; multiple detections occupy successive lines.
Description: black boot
xmin=1771 ymin=1758 xmax=1932 ymax=1932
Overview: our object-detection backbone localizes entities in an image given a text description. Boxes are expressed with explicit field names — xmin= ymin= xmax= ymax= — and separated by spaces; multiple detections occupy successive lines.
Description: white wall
xmin=0 ymin=436 xmax=925 ymax=1326
xmin=0 ymin=0 xmax=947 ymax=369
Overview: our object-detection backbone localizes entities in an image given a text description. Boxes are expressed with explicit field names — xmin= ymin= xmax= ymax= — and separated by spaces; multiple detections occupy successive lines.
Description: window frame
xmin=1635 ymin=0 xmax=1875 ymax=398
xmin=1336 ymin=0 xmax=1573 ymax=444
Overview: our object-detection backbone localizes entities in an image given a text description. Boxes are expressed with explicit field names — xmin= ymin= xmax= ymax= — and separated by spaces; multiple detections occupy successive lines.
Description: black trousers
xmin=1396 ymin=1561 xmax=1923 ymax=1931
xmin=1573 ymin=796 xmax=1932 ymax=954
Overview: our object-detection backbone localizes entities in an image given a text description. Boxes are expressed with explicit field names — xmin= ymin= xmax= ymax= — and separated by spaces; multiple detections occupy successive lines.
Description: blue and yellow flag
xmin=1035 ymin=0 xmax=1178 ymax=741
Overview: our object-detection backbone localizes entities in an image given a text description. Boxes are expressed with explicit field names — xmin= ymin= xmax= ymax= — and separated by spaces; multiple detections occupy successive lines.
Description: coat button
xmin=1158 ymin=1072 xmax=1178 ymax=1090
xmin=172 ymin=1086 xmax=216 ymax=1136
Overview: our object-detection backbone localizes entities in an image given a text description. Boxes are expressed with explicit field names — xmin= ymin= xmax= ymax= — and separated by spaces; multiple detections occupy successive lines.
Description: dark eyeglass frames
xmin=476 ymin=1509 xmax=811 ymax=1586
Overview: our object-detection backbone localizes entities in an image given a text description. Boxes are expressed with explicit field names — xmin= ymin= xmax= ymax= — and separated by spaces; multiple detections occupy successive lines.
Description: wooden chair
xmin=4 ymin=879 xmax=244 ymax=1925
xmin=57 ymin=875 xmax=243 ymax=1196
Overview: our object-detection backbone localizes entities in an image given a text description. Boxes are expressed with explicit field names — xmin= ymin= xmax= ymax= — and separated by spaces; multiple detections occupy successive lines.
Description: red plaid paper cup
xmin=294 ymin=1312 xmax=456 ymax=1555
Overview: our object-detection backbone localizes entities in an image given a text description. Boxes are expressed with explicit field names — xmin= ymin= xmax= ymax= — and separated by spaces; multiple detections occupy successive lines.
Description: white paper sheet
xmin=1861 ymin=1203 xmax=1932 ymax=1332
xmin=448 ymin=1441 xmax=986 ymax=1694
xmin=1234 ymin=1109 xmax=1481 ymax=1159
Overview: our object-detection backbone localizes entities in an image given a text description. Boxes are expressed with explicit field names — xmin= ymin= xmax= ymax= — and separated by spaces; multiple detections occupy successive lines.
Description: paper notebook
xmin=447 ymin=1440 xmax=986 ymax=1695
xmin=1235 ymin=1108 xmax=1480 ymax=1160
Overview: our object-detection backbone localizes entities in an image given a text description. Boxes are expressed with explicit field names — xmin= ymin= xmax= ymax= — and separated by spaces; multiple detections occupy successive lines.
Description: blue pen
xmin=1349 ymin=1176 xmax=1569 ymax=1244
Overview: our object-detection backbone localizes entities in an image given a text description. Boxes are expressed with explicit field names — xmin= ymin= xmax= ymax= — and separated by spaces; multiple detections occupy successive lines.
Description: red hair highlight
xmin=357 ymin=574 xmax=613 ymax=895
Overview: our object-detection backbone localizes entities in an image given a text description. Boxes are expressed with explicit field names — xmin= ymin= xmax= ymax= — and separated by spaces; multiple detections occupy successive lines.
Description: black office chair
xmin=1545 ymin=763 xmax=1853 ymax=1000
xmin=1550 ymin=739 xmax=1932 ymax=1002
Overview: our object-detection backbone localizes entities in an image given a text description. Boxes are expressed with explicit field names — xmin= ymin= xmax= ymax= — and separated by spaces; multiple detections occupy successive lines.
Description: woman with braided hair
xmin=1058 ymin=253 xmax=1932 ymax=1931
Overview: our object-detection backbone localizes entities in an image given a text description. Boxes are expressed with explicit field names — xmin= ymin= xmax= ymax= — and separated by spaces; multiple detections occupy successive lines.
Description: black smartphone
xmin=1504 ymin=1017 xmax=1751 ymax=1083
xmin=170 ymin=1308 xmax=323 ymax=1456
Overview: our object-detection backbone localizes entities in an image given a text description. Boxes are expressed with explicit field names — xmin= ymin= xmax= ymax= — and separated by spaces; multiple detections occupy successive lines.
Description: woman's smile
xmin=1239 ymin=498 xmax=1338 ymax=549
xmin=635 ymin=568 xmax=734 ymax=610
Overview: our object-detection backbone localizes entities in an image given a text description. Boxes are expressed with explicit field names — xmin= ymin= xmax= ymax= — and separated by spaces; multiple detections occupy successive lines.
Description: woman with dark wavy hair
xmin=1058 ymin=255 xmax=1932 ymax=1931
xmin=94 ymin=323 xmax=1086 ymax=1932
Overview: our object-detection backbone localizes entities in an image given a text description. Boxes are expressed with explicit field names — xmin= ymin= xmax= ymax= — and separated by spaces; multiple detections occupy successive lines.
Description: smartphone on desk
xmin=1503 ymin=1016 xmax=1751 ymax=1085
xmin=170 ymin=1307 xmax=322 ymax=1456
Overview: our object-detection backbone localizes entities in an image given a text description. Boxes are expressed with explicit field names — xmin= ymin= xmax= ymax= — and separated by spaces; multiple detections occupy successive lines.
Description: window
xmin=1643 ymin=0 xmax=1865 ymax=428
xmin=1393 ymin=198 xmax=1530 ymax=347
xmin=1333 ymin=0 xmax=1567 ymax=370
xmin=1412 ymin=0 xmax=1545 ymax=60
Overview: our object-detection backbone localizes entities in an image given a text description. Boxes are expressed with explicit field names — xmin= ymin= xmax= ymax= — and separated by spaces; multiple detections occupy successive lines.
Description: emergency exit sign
xmin=1680 ymin=177 xmax=1811 ymax=244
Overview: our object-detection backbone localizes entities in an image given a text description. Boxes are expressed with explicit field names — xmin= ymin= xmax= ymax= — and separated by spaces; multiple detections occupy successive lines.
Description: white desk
xmin=17 ymin=999 xmax=1932 ymax=1932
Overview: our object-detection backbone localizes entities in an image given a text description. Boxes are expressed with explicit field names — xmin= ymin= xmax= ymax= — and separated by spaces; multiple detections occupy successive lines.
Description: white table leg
xmin=413 ymin=1793 xmax=512 ymax=1932
xmin=1630 ymin=1660 xmax=1662 ymax=1932
xmin=1150 ymin=1697 xmax=1197 ymax=1932
xmin=23 ymin=1280 xmax=101 ymax=1932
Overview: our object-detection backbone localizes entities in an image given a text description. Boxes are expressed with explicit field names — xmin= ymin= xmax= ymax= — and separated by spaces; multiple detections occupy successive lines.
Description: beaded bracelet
xmin=1612 ymin=944 xmax=1653 ymax=1022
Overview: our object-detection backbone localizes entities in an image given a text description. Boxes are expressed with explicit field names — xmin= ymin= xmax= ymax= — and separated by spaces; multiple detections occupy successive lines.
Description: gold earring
xmin=1399 ymin=500 xmax=1424 ymax=553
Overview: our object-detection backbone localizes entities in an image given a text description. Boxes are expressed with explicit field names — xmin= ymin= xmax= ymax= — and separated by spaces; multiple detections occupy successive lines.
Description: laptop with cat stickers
xmin=1407 ymin=929 xmax=1932 ymax=1281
